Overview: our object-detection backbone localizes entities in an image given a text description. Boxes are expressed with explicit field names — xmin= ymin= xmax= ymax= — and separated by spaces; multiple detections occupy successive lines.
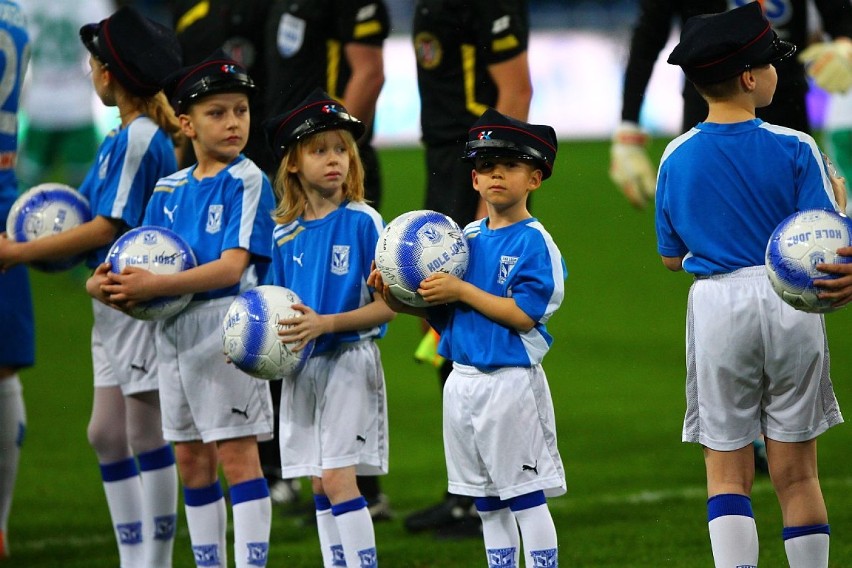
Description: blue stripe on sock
xmin=99 ymin=457 xmax=139 ymax=482
xmin=314 ymin=494 xmax=332 ymax=511
xmin=331 ymin=496 xmax=368 ymax=516
xmin=137 ymin=444 xmax=175 ymax=472
xmin=707 ymin=494 xmax=753 ymax=522
xmin=475 ymin=496 xmax=509 ymax=512
xmin=230 ymin=478 xmax=269 ymax=505
xmin=183 ymin=481 xmax=224 ymax=507
xmin=508 ymin=490 xmax=547 ymax=512
xmin=783 ymin=524 xmax=831 ymax=540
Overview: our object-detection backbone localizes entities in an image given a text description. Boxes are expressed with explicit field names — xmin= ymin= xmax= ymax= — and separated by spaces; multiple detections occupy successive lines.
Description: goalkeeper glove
xmin=610 ymin=122 xmax=656 ymax=209
xmin=799 ymin=39 xmax=852 ymax=93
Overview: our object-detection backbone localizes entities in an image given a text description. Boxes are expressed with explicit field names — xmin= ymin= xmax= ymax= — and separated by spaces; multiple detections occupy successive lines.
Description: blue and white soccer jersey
xmin=81 ymin=116 xmax=178 ymax=393
xmin=0 ymin=1 xmax=31 ymax=370
xmin=431 ymin=218 xmax=567 ymax=499
xmin=270 ymin=201 xmax=389 ymax=476
xmin=145 ymin=156 xmax=277 ymax=443
xmin=655 ymin=119 xmax=844 ymax=449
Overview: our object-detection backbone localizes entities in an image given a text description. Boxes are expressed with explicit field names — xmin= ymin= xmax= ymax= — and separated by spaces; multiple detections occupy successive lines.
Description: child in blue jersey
xmin=0 ymin=1 xmax=29 ymax=560
xmin=370 ymin=108 xmax=566 ymax=568
xmin=0 ymin=7 xmax=183 ymax=566
xmin=659 ymin=4 xmax=847 ymax=567
xmin=99 ymin=51 xmax=276 ymax=568
xmin=263 ymin=89 xmax=394 ymax=568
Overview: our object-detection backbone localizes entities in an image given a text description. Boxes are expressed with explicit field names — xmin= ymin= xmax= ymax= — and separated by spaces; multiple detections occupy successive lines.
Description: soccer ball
xmin=107 ymin=226 xmax=198 ymax=320
xmin=5 ymin=182 xmax=92 ymax=272
xmin=765 ymin=209 xmax=852 ymax=313
xmin=374 ymin=209 xmax=469 ymax=307
xmin=221 ymin=285 xmax=315 ymax=380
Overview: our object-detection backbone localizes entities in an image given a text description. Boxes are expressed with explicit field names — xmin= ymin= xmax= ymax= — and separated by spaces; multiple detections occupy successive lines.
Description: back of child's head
xmin=462 ymin=108 xmax=558 ymax=180
xmin=264 ymin=89 xmax=367 ymax=223
xmin=164 ymin=50 xmax=256 ymax=115
xmin=667 ymin=2 xmax=796 ymax=87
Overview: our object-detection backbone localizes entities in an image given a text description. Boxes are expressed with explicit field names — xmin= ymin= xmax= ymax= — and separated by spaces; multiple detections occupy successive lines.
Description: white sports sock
xmin=184 ymin=482 xmax=227 ymax=567
xmin=512 ymin=503 xmax=558 ymax=568
xmin=332 ymin=497 xmax=377 ymax=568
xmin=0 ymin=376 xmax=25 ymax=538
xmin=100 ymin=458 xmax=145 ymax=568
xmin=138 ymin=445 xmax=178 ymax=568
xmin=230 ymin=478 xmax=271 ymax=568
xmin=784 ymin=526 xmax=830 ymax=568
xmin=478 ymin=507 xmax=520 ymax=568
xmin=315 ymin=495 xmax=345 ymax=567
xmin=708 ymin=515 xmax=759 ymax=567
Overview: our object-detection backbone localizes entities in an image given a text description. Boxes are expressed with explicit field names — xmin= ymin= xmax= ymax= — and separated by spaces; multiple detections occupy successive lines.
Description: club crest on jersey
xmin=478 ymin=130 xmax=493 ymax=140
xmin=193 ymin=544 xmax=220 ymax=566
xmin=487 ymin=546 xmax=516 ymax=567
xmin=499 ymin=255 xmax=518 ymax=285
xmin=276 ymin=13 xmax=306 ymax=58
xmin=206 ymin=204 xmax=223 ymax=234
xmin=331 ymin=245 xmax=350 ymax=275
xmin=414 ymin=32 xmax=442 ymax=70
xmin=245 ymin=541 xmax=269 ymax=566
xmin=529 ymin=548 xmax=557 ymax=567
xmin=117 ymin=521 xmax=143 ymax=544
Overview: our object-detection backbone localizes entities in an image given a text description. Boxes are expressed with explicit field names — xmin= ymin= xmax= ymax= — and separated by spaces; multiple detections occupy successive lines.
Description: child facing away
xmin=658 ymin=3 xmax=849 ymax=567
xmin=0 ymin=7 xmax=183 ymax=566
xmin=369 ymin=108 xmax=567 ymax=567
xmin=262 ymin=88 xmax=395 ymax=568
xmin=96 ymin=51 xmax=277 ymax=568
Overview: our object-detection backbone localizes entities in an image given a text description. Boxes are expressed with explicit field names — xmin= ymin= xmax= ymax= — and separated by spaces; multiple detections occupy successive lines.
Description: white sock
xmin=512 ymin=502 xmax=558 ymax=568
xmin=138 ymin=445 xmax=178 ymax=567
xmin=476 ymin=498 xmax=520 ymax=568
xmin=100 ymin=458 xmax=145 ymax=568
xmin=707 ymin=494 xmax=758 ymax=568
xmin=230 ymin=478 xmax=271 ymax=568
xmin=0 ymin=376 xmax=25 ymax=540
xmin=184 ymin=481 xmax=227 ymax=567
xmin=315 ymin=495 xmax=345 ymax=567
xmin=332 ymin=496 xmax=377 ymax=568
xmin=784 ymin=525 xmax=830 ymax=568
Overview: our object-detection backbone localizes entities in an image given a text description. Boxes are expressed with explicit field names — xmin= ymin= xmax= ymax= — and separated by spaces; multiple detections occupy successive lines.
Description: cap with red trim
xmin=164 ymin=50 xmax=256 ymax=115
xmin=667 ymin=1 xmax=796 ymax=85
xmin=80 ymin=6 xmax=181 ymax=97
xmin=462 ymin=109 xmax=558 ymax=180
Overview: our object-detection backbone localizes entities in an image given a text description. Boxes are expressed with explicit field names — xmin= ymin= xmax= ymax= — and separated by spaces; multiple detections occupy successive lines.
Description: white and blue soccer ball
xmin=374 ymin=209 xmax=469 ymax=307
xmin=107 ymin=226 xmax=197 ymax=320
xmin=222 ymin=285 xmax=315 ymax=381
xmin=765 ymin=208 xmax=852 ymax=313
xmin=6 ymin=182 xmax=92 ymax=272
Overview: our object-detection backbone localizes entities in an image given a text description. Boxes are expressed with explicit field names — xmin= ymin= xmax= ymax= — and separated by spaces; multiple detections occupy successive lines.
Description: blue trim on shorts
xmin=707 ymin=493 xmax=753 ymax=522
xmin=230 ymin=477 xmax=269 ymax=505
xmin=99 ymin=457 xmax=139 ymax=482
xmin=184 ymin=481 xmax=224 ymax=507
xmin=314 ymin=494 xmax=332 ymax=511
xmin=509 ymin=490 xmax=547 ymax=512
xmin=137 ymin=444 xmax=175 ymax=471
xmin=783 ymin=524 xmax=830 ymax=540
xmin=331 ymin=496 xmax=368 ymax=516
xmin=475 ymin=496 xmax=510 ymax=512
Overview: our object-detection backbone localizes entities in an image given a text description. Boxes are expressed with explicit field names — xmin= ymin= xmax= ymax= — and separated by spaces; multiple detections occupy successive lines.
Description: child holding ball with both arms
xmin=370 ymin=108 xmax=567 ymax=567
xmin=657 ymin=3 xmax=851 ymax=566
xmin=96 ymin=52 xmax=277 ymax=568
xmin=0 ymin=7 xmax=183 ymax=566
xmin=262 ymin=89 xmax=394 ymax=568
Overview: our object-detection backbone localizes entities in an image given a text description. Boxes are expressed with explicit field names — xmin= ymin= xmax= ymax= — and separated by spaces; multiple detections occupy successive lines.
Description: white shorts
xmin=91 ymin=300 xmax=158 ymax=395
xmin=444 ymin=363 xmax=566 ymax=500
xmin=684 ymin=266 xmax=843 ymax=450
xmin=157 ymin=297 xmax=274 ymax=444
xmin=278 ymin=340 xmax=388 ymax=479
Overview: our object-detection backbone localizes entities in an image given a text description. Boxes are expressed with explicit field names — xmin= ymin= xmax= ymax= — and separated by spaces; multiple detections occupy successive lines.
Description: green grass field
xmin=8 ymin=140 xmax=852 ymax=567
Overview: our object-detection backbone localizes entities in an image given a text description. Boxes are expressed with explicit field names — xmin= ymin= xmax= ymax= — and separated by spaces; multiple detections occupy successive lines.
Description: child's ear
xmin=529 ymin=169 xmax=543 ymax=190
xmin=179 ymin=114 xmax=195 ymax=138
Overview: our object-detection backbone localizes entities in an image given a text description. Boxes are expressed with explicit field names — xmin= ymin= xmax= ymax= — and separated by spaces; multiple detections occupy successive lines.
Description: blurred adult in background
xmin=262 ymin=0 xmax=392 ymax=520
xmin=610 ymin=0 xmax=852 ymax=210
xmin=0 ymin=1 xmax=28 ymax=560
xmin=407 ymin=0 xmax=533 ymax=539
xmin=18 ymin=0 xmax=112 ymax=189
